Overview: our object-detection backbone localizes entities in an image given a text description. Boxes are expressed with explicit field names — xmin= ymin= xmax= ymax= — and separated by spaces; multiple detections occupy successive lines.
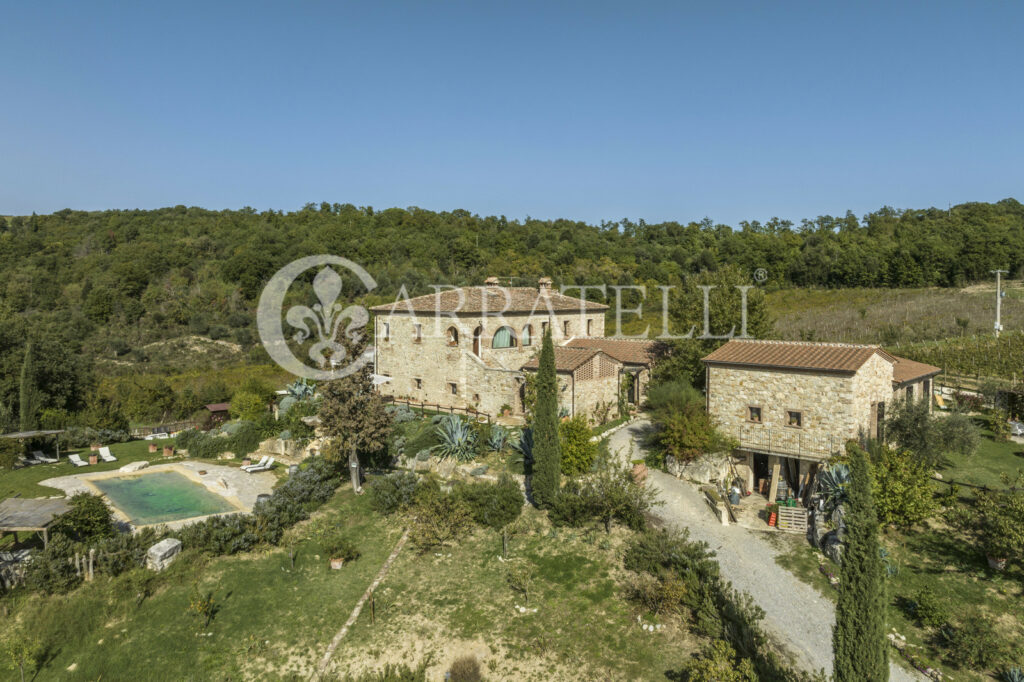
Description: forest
xmin=1 ymin=198 xmax=1022 ymax=430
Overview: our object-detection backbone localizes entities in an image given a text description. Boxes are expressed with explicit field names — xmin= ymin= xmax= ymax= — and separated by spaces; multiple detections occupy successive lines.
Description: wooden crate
xmin=776 ymin=506 xmax=808 ymax=533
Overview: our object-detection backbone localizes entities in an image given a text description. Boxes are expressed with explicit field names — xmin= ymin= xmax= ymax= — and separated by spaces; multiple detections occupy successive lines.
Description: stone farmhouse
xmin=370 ymin=278 xmax=657 ymax=423
xmin=702 ymin=339 xmax=941 ymax=502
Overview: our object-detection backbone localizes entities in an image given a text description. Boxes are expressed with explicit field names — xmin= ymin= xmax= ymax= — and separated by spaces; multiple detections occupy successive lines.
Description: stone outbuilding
xmin=520 ymin=347 xmax=623 ymax=422
xmin=702 ymin=339 xmax=941 ymax=502
xmin=562 ymin=337 xmax=657 ymax=407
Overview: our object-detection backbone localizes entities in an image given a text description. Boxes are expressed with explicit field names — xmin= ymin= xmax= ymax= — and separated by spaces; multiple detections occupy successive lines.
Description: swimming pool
xmin=89 ymin=471 xmax=238 ymax=525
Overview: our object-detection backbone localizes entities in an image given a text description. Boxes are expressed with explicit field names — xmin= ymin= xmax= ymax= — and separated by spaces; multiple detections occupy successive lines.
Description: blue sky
xmin=1 ymin=1 xmax=1021 ymax=226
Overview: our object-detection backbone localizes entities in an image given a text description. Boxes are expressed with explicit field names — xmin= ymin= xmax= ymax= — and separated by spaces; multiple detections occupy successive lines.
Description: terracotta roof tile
xmin=370 ymin=287 xmax=608 ymax=314
xmin=890 ymin=355 xmax=942 ymax=384
xmin=520 ymin=347 xmax=604 ymax=372
xmin=564 ymin=337 xmax=657 ymax=366
xmin=702 ymin=339 xmax=895 ymax=374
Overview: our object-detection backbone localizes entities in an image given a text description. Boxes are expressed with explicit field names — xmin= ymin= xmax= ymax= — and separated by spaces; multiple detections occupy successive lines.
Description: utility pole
xmin=992 ymin=269 xmax=1009 ymax=337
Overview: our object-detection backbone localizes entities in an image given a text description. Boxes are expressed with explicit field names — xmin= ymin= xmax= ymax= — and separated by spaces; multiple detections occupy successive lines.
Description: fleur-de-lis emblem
xmin=284 ymin=266 xmax=369 ymax=368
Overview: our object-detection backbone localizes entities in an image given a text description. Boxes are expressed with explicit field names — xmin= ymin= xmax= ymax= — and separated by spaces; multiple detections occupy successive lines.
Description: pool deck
xmin=40 ymin=461 xmax=277 ymax=530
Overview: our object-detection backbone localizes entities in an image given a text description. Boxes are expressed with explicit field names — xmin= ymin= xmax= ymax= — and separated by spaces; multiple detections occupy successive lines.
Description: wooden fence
xmin=384 ymin=398 xmax=491 ymax=424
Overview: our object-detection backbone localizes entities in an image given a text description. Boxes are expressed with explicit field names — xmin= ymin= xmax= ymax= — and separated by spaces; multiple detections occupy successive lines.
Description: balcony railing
xmin=733 ymin=426 xmax=841 ymax=460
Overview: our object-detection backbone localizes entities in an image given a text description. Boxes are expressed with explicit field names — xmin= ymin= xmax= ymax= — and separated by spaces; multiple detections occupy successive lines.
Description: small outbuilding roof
xmin=891 ymin=355 xmax=942 ymax=385
xmin=702 ymin=339 xmax=896 ymax=374
xmin=0 ymin=498 xmax=71 ymax=532
xmin=563 ymin=337 xmax=657 ymax=366
xmin=0 ymin=430 xmax=64 ymax=439
xmin=520 ymin=347 xmax=616 ymax=373
xmin=204 ymin=403 xmax=231 ymax=412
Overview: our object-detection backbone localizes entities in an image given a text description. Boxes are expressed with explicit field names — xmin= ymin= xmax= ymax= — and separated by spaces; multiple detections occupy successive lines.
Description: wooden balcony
xmin=733 ymin=426 xmax=841 ymax=460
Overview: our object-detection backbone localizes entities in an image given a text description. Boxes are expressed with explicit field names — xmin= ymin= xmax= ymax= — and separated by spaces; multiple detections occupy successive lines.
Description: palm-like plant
xmin=818 ymin=463 xmax=851 ymax=515
xmin=487 ymin=425 xmax=510 ymax=453
xmin=1002 ymin=668 xmax=1024 ymax=682
xmin=512 ymin=427 xmax=534 ymax=468
xmin=432 ymin=415 xmax=478 ymax=461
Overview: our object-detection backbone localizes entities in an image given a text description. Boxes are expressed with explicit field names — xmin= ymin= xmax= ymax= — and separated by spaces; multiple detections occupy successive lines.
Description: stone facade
xmin=543 ymin=352 xmax=622 ymax=423
xmin=373 ymin=289 xmax=608 ymax=419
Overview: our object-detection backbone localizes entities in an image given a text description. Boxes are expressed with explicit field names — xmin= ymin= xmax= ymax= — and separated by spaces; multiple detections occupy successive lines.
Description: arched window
xmin=446 ymin=326 xmax=459 ymax=346
xmin=521 ymin=324 xmax=533 ymax=346
xmin=492 ymin=326 xmax=517 ymax=349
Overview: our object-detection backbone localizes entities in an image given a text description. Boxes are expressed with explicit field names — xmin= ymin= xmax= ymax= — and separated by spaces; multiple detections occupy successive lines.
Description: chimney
xmin=538 ymin=276 xmax=553 ymax=293
xmin=484 ymin=276 xmax=501 ymax=287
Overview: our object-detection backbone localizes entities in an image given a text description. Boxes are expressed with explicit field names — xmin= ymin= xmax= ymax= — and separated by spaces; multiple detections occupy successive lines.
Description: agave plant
xmin=487 ymin=425 xmax=510 ymax=453
xmin=286 ymin=378 xmax=316 ymax=401
xmin=817 ymin=463 xmax=851 ymax=515
xmin=1002 ymin=667 xmax=1024 ymax=682
xmin=432 ymin=415 xmax=478 ymax=461
xmin=512 ymin=427 xmax=534 ymax=468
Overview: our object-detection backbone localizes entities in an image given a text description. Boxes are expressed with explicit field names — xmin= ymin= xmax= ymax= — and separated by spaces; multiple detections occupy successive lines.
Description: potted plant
xmin=500 ymin=403 xmax=512 ymax=417
xmin=90 ymin=443 xmax=101 ymax=452
xmin=162 ymin=445 xmax=174 ymax=457
xmin=89 ymin=452 xmax=99 ymax=465
xmin=148 ymin=443 xmax=158 ymax=453
xmin=323 ymin=534 xmax=360 ymax=570
xmin=241 ymin=456 xmax=252 ymax=468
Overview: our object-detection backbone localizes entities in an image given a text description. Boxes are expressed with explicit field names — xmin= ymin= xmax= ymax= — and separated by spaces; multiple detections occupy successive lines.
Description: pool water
xmin=90 ymin=471 xmax=237 ymax=525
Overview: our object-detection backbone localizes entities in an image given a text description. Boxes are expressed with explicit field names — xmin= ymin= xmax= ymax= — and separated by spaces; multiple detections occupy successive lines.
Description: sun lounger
xmin=68 ymin=454 xmax=89 ymax=467
xmin=98 ymin=446 xmax=117 ymax=463
xmin=32 ymin=450 xmax=58 ymax=463
xmin=241 ymin=455 xmax=269 ymax=472
xmin=155 ymin=432 xmax=170 ymax=439
xmin=246 ymin=457 xmax=275 ymax=473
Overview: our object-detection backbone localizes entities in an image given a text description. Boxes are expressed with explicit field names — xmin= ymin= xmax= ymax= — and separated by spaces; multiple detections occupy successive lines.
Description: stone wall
xmin=374 ymin=308 xmax=605 ymax=416
xmin=853 ymin=353 xmax=898 ymax=439
xmin=707 ymin=365 xmax=859 ymax=460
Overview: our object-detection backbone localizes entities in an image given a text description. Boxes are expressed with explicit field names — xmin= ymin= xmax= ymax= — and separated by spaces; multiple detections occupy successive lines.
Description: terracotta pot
xmin=330 ymin=557 xmax=346 ymax=570
xmin=148 ymin=444 xmax=158 ymax=453
xmin=631 ymin=462 xmax=648 ymax=484
xmin=987 ymin=556 xmax=1007 ymax=571
xmin=241 ymin=458 xmax=252 ymax=468
xmin=89 ymin=454 xmax=99 ymax=465
xmin=90 ymin=444 xmax=101 ymax=451
xmin=162 ymin=446 xmax=174 ymax=457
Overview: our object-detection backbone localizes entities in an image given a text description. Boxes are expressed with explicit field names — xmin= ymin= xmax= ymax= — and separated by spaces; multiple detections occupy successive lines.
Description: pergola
xmin=0 ymin=498 xmax=71 ymax=548
xmin=0 ymin=429 xmax=64 ymax=462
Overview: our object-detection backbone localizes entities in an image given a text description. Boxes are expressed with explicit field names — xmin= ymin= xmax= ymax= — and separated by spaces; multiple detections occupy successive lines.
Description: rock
xmin=470 ymin=465 xmax=488 ymax=477
xmin=217 ymin=452 xmax=235 ymax=460
xmin=434 ymin=460 xmax=457 ymax=479
xmin=665 ymin=455 xmax=681 ymax=477
xmin=822 ymin=532 xmax=844 ymax=565
xmin=119 ymin=461 xmax=149 ymax=473
xmin=146 ymin=538 xmax=182 ymax=571
xmin=679 ymin=452 xmax=731 ymax=486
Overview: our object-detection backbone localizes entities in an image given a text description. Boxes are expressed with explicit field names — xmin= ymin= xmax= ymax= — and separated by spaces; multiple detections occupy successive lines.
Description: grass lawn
xmin=6 ymin=478 xmax=704 ymax=681
xmin=935 ymin=426 xmax=1024 ymax=494
xmin=336 ymin=506 xmax=701 ymax=680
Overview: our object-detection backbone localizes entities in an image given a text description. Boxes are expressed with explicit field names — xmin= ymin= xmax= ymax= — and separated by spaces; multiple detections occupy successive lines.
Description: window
xmin=906 ymin=385 xmax=914 ymax=402
xmin=522 ymin=324 xmax=533 ymax=346
xmin=541 ymin=321 xmax=549 ymax=335
xmin=748 ymin=406 xmax=762 ymax=423
xmin=413 ymin=323 xmax=422 ymax=343
xmin=449 ymin=382 xmax=458 ymax=395
xmin=586 ymin=318 xmax=593 ymax=336
xmin=492 ymin=326 xmax=517 ymax=348
xmin=446 ymin=326 xmax=459 ymax=346
xmin=563 ymin=320 xmax=570 ymax=337
xmin=413 ymin=378 xmax=422 ymax=390
xmin=472 ymin=393 xmax=480 ymax=403
xmin=786 ymin=410 xmax=803 ymax=428
xmin=382 ymin=322 xmax=390 ymax=341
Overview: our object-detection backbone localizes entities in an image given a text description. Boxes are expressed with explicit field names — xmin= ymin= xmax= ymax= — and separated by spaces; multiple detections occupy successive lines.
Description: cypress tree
xmin=833 ymin=444 xmax=888 ymax=681
xmin=531 ymin=328 xmax=561 ymax=508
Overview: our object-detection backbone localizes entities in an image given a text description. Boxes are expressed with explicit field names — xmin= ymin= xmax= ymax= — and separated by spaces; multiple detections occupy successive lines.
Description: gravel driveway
xmin=612 ymin=418 xmax=922 ymax=681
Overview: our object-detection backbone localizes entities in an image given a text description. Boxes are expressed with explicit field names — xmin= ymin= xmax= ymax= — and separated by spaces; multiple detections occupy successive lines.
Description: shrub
xmin=940 ymin=610 xmax=1006 ymax=669
xmin=645 ymin=379 xmax=703 ymax=416
xmin=448 ymin=656 xmax=483 ymax=682
xmin=95 ymin=527 xmax=162 ymax=577
xmin=588 ymin=455 xmax=659 ymax=532
xmin=229 ymin=390 xmax=266 ymax=421
xmin=971 ymin=481 xmax=1024 ymax=563
xmin=487 ymin=425 xmax=510 ymax=452
xmin=559 ymin=415 xmax=597 ymax=474
xmin=1001 ymin=667 xmax=1024 ymax=682
xmin=907 ymin=588 xmax=950 ymax=629
xmin=870 ymin=445 xmax=936 ymax=527
xmin=626 ymin=572 xmax=687 ymax=614
xmin=52 ymin=493 xmax=115 ymax=543
xmin=432 ymin=415 xmax=477 ymax=461
xmin=322 ymin=534 xmax=360 ymax=562
xmin=408 ymin=486 xmax=474 ymax=551
xmin=548 ymin=481 xmax=593 ymax=528
xmin=23 ymin=533 xmax=82 ymax=594
xmin=370 ymin=471 xmax=420 ymax=515
xmin=673 ymin=641 xmax=757 ymax=682
xmin=0 ymin=438 xmax=20 ymax=470
xmin=455 ymin=474 xmax=523 ymax=530
xmin=623 ymin=528 xmax=718 ymax=581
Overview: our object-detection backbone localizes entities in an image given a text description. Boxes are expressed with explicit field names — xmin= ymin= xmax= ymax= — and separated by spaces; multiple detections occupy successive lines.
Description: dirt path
xmin=316 ymin=528 xmax=410 ymax=678
xmin=617 ymin=417 xmax=920 ymax=680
